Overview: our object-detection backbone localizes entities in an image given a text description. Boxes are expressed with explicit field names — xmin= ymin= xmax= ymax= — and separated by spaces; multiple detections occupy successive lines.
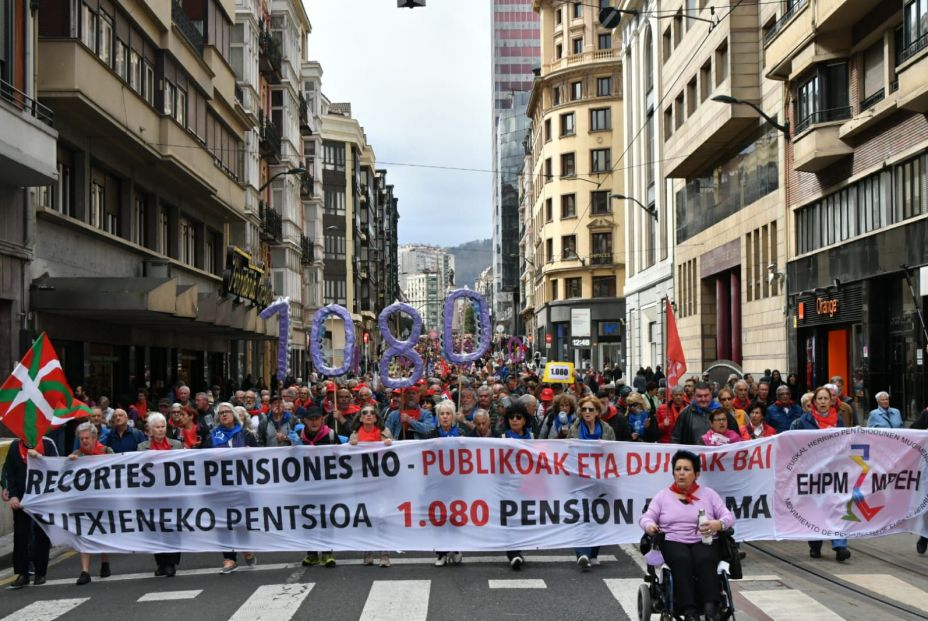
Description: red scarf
xmin=401 ymin=407 xmax=421 ymax=433
xmin=670 ymin=481 xmax=701 ymax=503
xmin=148 ymin=436 xmax=173 ymax=450
xmin=356 ymin=426 xmax=382 ymax=442
xmin=181 ymin=426 xmax=199 ymax=449
xmin=80 ymin=442 xmax=108 ymax=456
xmin=812 ymin=406 xmax=839 ymax=429
xmin=601 ymin=404 xmax=617 ymax=422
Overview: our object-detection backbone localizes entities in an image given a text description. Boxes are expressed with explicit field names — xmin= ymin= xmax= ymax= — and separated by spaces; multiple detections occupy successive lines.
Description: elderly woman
xmin=717 ymin=387 xmax=746 ymax=429
xmin=211 ymin=403 xmax=257 ymax=573
xmin=740 ymin=402 xmax=776 ymax=440
xmin=640 ymin=450 xmax=736 ymax=621
xmin=429 ymin=401 xmax=463 ymax=567
xmin=137 ymin=413 xmax=183 ymax=577
xmin=657 ymin=386 xmax=687 ymax=443
xmin=500 ymin=401 xmax=534 ymax=570
xmin=625 ymin=392 xmax=658 ymax=442
xmin=349 ymin=406 xmax=394 ymax=567
xmin=544 ymin=392 xmax=577 ymax=439
xmin=867 ymin=392 xmax=903 ymax=429
xmin=68 ymin=422 xmax=114 ymax=585
xmin=568 ymin=395 xmax=616 ymax=570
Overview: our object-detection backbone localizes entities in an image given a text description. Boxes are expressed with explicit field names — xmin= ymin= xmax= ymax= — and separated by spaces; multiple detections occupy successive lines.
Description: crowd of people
xmin=3 ymin=359 xmax=927 ymax=593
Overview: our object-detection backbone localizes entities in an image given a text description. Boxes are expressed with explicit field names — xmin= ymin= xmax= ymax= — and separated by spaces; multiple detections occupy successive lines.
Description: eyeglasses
xmin=361 ymin=411 xmax=377 ymax=416
xmin=579 ymin=407 xmax=598 ymax=412
xmin=219 ymin=410 xmax=233 ymax=415
xmin=719 ymin=396 xmax=732 ymax=401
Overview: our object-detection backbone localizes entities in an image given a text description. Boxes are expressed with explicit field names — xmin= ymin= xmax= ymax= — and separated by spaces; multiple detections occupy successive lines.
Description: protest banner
xmin=21 ymin=429 xmax=928 ymax=553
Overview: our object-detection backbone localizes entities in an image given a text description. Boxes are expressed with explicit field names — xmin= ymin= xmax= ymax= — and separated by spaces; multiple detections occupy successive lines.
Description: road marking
xmin=359 ymin=580 xmax=430 ymax=621
xmin=837 ymin=574 xmax=928 ymax=612
xmin=227 ymin=583 xmax=314 ymax=621
xmin=138 ymin=589 xmax=202 ymax=602
xmin=604 ymin=578 xmax=641 ymax=620
xmin=0 ymin=598 xmax=89 ymax=621
xmin=618 ymin=544 xmax=647 ymax=572
xmin=488 ymin=579 xmax=547 ymax=589
xmin=741 ymin=589 xmax=846 ymax=620
xmin=731 ymin=574 xmax=781 ymax=581
xmin=38 ymin=563 xmax=296 ymax=586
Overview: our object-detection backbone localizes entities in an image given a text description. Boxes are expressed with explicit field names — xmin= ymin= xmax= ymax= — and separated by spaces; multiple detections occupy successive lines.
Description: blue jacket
xmin=792 ymin=410 xmax=845 ymax=431
xmin=385 ymin=407 xmax=435 ymax=440
xmin=766 ymin=402 xmax=802 ymax=434
xmin=103 ymin=427 xmax=146 ymax=453
xmin=867 ymin=407 xmax=903 ymax=429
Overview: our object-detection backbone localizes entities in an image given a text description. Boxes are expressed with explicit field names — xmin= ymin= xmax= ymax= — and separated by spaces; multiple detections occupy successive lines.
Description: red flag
xmin=0 ymin=333 xmax=91 ymax=453
xmin=665 ymin=302 xmax=687 ymax=401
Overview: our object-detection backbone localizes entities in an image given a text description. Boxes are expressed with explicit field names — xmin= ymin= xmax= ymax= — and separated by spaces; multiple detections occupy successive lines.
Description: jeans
xmin=575 ymin=546 xmax=600 ymax=559
xmin=809 ymin=538 xmax=848 ymax=551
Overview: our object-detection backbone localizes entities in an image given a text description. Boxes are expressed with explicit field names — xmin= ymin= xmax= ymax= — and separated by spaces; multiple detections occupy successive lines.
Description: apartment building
xmin=617 ymin=1 xmax=675 ymax=376
xmin=0 ymin=0 xmax=58 ymax=374
xmin=524 ymin=0 xmax=626 ymax=369
xmin=32 ymin=0 xmax=277 ymax=395
xmin=765 ymin=0 xmax=928 ymax=416
xmin=660 ymin=0 xmax=788 ymax=376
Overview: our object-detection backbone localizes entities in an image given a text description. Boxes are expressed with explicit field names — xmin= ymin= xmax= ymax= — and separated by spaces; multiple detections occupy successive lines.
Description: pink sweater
xmin=702 ymin=429 xmax=741 ymax=446
xmin=639 ymin=486 xmax=735 ymax=544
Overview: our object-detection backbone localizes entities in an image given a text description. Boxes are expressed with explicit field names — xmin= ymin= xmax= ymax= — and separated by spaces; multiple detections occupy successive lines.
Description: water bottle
xmin=698 ymin=508 xmax=712 ymax=545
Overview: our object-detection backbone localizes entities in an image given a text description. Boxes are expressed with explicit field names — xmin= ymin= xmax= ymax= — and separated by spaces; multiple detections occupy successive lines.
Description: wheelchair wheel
xmin=720 ymin=573 xmax=736 ymax=620
xmin=637 ymin=583 xmax=652 ymax=621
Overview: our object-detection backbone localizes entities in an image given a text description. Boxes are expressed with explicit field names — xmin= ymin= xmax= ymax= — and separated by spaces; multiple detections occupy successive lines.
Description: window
xmin=663 ymin=26 xmax=672 ymax=60
xmin=700 ymin=60 xmax=711 ymax=101
xmin=560 ymin=111 xmax=575 ymax=135
xmin=134 ymin=193 xmax=146 ymax=246
xmin=572 ymin=38 xmax=583 ymax=54
xmin=795 ymin=61 xmax=850 ymax=132
xmin=143 ymin=63 xmax=155 ymax=105
xmin=591 ymin=232 xmax=612 ymax=264
xmin=591 ymin=148 xmax=611 ymax=173
xmin=323 ymin=142 xmax=346 ymax=170
xmin=129 ymin=50 xmax=140 ymax=91
xmin=673 ymin=10 xmax=682 ymax=46
xmin=591 ymin=191 xmax=610 ymax=215
xmin=546 ymin=238 xmax=554 ymax=263
xmin=545 ymin=197 xmax=553 ymax=221
xmin=551 ymin=279 xmax=558 ymax=301
xmin=81 ymin=3 xmax=96 ymax=52
xmin=646 ymin=112 xmax=655 ymax=187
xmin=571 ymin=81 xmax=582 ymax=100
xmin=114 ymin=40 xmax=127 ymax=80
xmin=664 ymin=106 xmax=673 ymax=140
xmin=556 ymin=43 xmax=563 ymax=59
xmin=572 ymin=2 xmax=582 ymax=18
xmin=745 ymin=221 xmax=778 ymax=301
xmin=553 ymin=85 xmax=562 ymax=105
xmin=598 ymin=33 xmax=612 ymax=49
xmin=561 ymin=193 xmax=576 ymax=218
xmin=686 ymin=0 xmax=697 ymax=29
xmin=903 ymin=0 xmax=928 ymax=61
xmin=158 ymin=207 xmax=169 ymax=255
xmin=89 ymin=181 xmax=104 ymax=230
xmin=555 ymin=8 xmax=562 ymax=25
xmin=644 ymin=26 xmax=654 ymax=93
xmin=565 ymin=277 xmax=582 ymax=298
xmin=544 ymin=157 xmax=552 ymax=181
xmin=544 ymin=118 xmax=551 ymax=141
xmin=861 ymin=42 xmax=885 ymax=110
xmin=590 ymin=107 xmax=611 ymax=131
xmin=97 ymin=13 xmax=112 ymax=66
xmin=687 ymin=78 xmax=697 ymax=116
xmin=715 ymin=40 xmax=728 ymax=86
xmin=597 ymin=76 xmax=612 ymax=96
xmin=560 ymin=152 xmax=576 ymax=177
xmin=562 ymin=235 xmax=577 ymax=259
xmin=592 ymin=276 xmax=616 ymax=297
xmin=176 ymin=88 xmax=186 ymax=126
xmin=324 ymin=190 xmax=346 ymax=214
xmin=164 ymin=82 xmax=174 ymax=117
xmin=179 ymin=217 xmax=197 ymax=266
xmin=674 ymin=93 xmax=684 ymax=129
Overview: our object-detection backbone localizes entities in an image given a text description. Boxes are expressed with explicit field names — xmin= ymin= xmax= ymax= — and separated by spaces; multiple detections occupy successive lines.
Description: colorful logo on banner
xmin=841 ymin=444 xmax=885 ymax=522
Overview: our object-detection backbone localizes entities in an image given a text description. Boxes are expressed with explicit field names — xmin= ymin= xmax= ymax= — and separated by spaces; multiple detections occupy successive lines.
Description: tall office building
xmin=491 ymin=0 xmax=539 ymax=336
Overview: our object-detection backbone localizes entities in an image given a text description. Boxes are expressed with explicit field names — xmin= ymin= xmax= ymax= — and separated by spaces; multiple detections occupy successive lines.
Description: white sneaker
xmin=451 ymin=552 xmax=463 ymax=564
xmin=379 ymin=554 xmax=390 ymax=568
xmin=590 ymin=557 xmax=600 ymax=567
xmin=434 ymin=555 xmax=447 ymax=567
xmin=362 ymin=554 xmax=374 ymax=566
xmin=510 ymin=556 xmax=524 ymax=570
xmin=577 ymin=555 xmax=591 ymax=571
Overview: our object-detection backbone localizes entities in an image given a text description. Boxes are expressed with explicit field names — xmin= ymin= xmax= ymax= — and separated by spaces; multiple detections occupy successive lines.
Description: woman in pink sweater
xmin=701 ymin=409 xmax=742 ymax=446
xmin=639 ymin=450 xmax=735 ymax=621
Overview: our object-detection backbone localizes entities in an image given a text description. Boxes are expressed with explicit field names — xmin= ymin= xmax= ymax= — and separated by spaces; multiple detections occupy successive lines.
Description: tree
xmin=464 ymin=303 xmax=477 ymax=334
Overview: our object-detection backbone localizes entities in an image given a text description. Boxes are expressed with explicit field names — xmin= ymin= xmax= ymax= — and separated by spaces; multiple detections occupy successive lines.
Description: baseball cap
xmin=301 ymin=406 xmax=324 ymax=419
xmin=540 ymin=387 xmax=555 ymax=401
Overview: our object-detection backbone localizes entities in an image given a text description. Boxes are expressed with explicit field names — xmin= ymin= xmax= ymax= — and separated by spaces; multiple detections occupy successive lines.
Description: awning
xmin=30 ymin=275 xmax=274 ymax=340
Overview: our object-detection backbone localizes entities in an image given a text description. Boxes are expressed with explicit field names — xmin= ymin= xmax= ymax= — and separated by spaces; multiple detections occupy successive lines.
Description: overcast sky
xmin=305 ymin=1 xmax=493 ymax=247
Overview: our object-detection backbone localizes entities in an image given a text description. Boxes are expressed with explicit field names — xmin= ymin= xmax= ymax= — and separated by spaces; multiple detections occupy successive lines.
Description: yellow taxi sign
xmin=542 ymin=361 xmax=575 ymax=384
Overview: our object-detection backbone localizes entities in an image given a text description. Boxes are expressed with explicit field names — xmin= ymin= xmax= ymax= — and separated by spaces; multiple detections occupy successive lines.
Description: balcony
xmin=300 ymin=170 xmax=315 ymax=199
xmin=258 ymin=29 xmax=282 ymax=84
xmin=259 ymin=202 xmax=282 ymax=243
xmin=234 ymin=83 xmax=243 ymax=106
xmin=542 ymin=48 xmax=617 ymax=76
xmin=590 ymin=253 xmax=613 ymax=266
xmin=792 ymin=109 xmax=853 ymax=172
xmin=258 ymin=111 xmax=281 ymax=164
xmin=300 ymin=234 xmax=314 ymax=264
xmin=171 ymin=1 xmax=204 ymax=54
xmin=897 ymin=34 xmax=928 ymax=112
xmin=763 ymin=0 xmax=807 ymax=48
xmin=299 ymin=94 xmax=312 ymax=135
xmin=0 ymin=79 xmax=57 ymax=187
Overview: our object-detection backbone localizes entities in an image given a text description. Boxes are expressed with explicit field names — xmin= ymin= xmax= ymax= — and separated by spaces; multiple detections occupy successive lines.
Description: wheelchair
xmin=636 ymin=530 xmax=737 ymax=621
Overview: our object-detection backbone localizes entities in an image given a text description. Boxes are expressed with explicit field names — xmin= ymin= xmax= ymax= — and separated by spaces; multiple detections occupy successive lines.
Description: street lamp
xmin=711 ymin=95 xmax=789 ymax=134
xmin=611 ymin=194 xmax=657 ymax=221
xmin=258 ymin=167 xmax=306 ymax=193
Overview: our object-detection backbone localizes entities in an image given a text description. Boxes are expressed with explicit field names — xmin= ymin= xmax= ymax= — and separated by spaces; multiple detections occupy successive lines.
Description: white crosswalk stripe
xmin=227 ymin=583 xmax=314 ymax=621
xmin=359 ymin=580 xmax=431 ymax=621
xmin=0 ymin=598 xmax=89 ymax=621
xmin=488 ymin=579 xmax=547 ymax=589
xmin=740 ymin=589 xmax=847 ymax=620
xmin=603 ymin=578 xmax=641 ymax=620
xmin=137 ymin=589 xmax=202 ymax=602
xmin=836 ymin=574 xmax=928 ymax=613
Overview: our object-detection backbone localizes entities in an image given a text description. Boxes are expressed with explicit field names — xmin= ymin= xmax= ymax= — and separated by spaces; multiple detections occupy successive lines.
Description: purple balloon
xmin=310 ymin=304 xmax=355 ymax=376
xmin=442 ymin=289 xmax=490 ymax=364
xmin=260 ymin=298 xmax=290 ymax=382
xmin=377 ymin=302 xmax=423 ymax=389
xmin=507 ymin=336 xmax=524 ymax=364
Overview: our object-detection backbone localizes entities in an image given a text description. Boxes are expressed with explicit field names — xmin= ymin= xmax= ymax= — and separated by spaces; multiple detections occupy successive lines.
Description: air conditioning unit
xmin=143 ymin=260 xmax=172 ymax=278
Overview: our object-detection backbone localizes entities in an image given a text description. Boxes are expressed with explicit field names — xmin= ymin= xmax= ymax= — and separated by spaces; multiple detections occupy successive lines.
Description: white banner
xmin=21 ymin=429 xmax=928 ymax=553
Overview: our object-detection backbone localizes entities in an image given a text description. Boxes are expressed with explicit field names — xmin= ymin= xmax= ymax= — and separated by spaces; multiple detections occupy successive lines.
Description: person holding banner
xmin=793 ymin=387 xmax=851 ymax=562
xmin=350 ymin=406 xmax=394 ymax=567
xmin=640 ymin=450 xmax=735 ymax=621
xmin=500 ymin=401 xmax=534 ymax=570
xmin=328 ymin=387 xmax=360 ymax=438
xmin=429 ymin=401 xmax=464 ymax=567
xmin=386 ymin=387 xmax=435 ymax=441
xmin=298 ymin=406 xmax=340 ymax=568
xmin=137 ymin=413 xmax=183 ymax=577
xmin=69 ymin=422 xmax=115 ymax=585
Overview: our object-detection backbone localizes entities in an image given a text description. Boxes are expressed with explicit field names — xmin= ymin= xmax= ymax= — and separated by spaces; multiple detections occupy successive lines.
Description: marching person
xmin=740 ymin=402 xmax=776 ymax=440
xmin=500 ymin=401 xmax=534 ymax=570
xmin=102 ymin=408 xmax=145 ymax=453
xmin=137 ymin=413 xmax=183 ymax=577
xmin=3 ymin=436 xmax=59 ymax=589
xmin=429 ymin=401 xmax=463 ymax=567
xmin=867 ymin=391 xmax=903 ymax=429
xmin=349 ymin=406 xmax=394 ymax=567
xmin=69 ymin=422 xmax=114 ymax=585
xmin=298 ymin=406 xmax=340 ymax=568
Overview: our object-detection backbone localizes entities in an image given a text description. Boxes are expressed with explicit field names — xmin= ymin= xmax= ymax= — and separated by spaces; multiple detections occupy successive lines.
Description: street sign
xmin=599 ymin=7 xmax=621 ymax=28
xmin=542 ymin=361 xmax=575 ymax=384
xmin=571 ymin=337 xmax=591 ymax=347
xmin=545 ymin=333 xmax=552 ymax=344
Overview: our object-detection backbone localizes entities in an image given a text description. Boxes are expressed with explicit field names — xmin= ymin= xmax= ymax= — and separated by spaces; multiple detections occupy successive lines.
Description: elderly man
xmin=671 ymin=382 xmax=738 ymax=445
xmin=825 ymin=383 xmax=857 ymax=427
xmin=766 ymin=385 xmax=802 ymax=434
xmin=175 ymin=385 xmax=191 ymax=409
xmin=195 ymin=392 xmax=216 ymax=428
xmin=455 ymin=387 xmax=480 ymax=431
xmin=386 ymin=388 xmax=435 ymax=440
xmin=259 ymin=395 xmax=294 ymax=446
xmin=326 ymin=388 xmax=359 ymax=438
xmin=867 ymin=392 xmax=903 ymax=428
xmin=103 ymin=409 xmax=146 ymax=453
xmin=469 ymin=410 xmax=494 ymax=438
xmin=732 ymin=380 xmax=751 ymax=411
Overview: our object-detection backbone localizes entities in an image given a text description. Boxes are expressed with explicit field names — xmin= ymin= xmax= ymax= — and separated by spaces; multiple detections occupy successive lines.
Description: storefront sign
xmin=220 ymin=246 xmax=274 ymax=308
xmin=570 ymin=308 xmax=591 ymax=338
xmin=816 ymin=298 xmax=838 ymax=318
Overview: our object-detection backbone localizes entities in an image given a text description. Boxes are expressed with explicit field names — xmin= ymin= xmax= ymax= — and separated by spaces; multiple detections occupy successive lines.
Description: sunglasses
xmin=361 ymin=410 xmax=377 ymax=416
xmin=719 ymin=396 xmax=733 ymax=401
xmin=507 ymin=414 xmax=524 ymax=419
xmin=579 ymin=407 xmax=598 ymax=412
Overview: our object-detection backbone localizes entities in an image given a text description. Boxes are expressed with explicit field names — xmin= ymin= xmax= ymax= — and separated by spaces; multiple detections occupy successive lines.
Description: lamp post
xmin=611 ymin=194 xmax=657 ymax=221
xmin=259 ymin=167 xmax=306 ymax=193
xmin=711 ymin=95 xmax=789 ymax=134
